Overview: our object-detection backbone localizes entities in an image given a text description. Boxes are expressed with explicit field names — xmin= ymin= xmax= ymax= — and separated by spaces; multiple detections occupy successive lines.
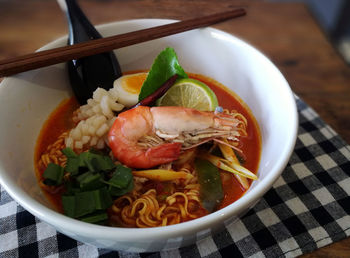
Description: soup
xmin=35 ymin=71 xmax=261 ymax=228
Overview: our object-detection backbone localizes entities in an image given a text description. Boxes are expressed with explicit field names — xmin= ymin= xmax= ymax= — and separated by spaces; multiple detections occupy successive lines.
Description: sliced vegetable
xmin=74 ymin=191 xmax=98 ymax=217
xmin=62 ymin=147 xmax=78 ymax=158
xmin=109 ymin=179 xmax=134 ymax=197
xmin=80 ymin=211 xmax=108 ymax=224
xmin=62 ymin=188 xmax=113 ymax=219
xmin=132 ymin=169 xmax=194 ymax=181
xmin=61 ymin=195 xmax=76 ymax=218
xmin=76 ymin=171 xmax=103 ymax=191
xmin=138 ymin=47 xmax=188 ymax=101
xmin=92 ymin=187 xmax=113 ymax=210
xmin=44 ymin=149 xmax=133 ymax=223
xmin=194 ymin=158 xmax=223 ymax=212
xmin=64 ymin=153 xmax=81 ymax=175
xmin=63 ymin=148 xmax=115 ymax=175
xmin=203 ymin=153 xmax=258 ymax=180
xmin=77 ymin=150 xmax=115 ymax=173
xmin=105 ymin=165 xmax=133 ymax=189
xmin=43 ymin=163 xmax=64 ymax=186
xmin=218 ymin=142 xmax=250 ymax=189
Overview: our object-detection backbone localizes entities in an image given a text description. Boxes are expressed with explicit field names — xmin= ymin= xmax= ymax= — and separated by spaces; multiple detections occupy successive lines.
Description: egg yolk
xmin=122 ymin=73 xmax=148 ymax=94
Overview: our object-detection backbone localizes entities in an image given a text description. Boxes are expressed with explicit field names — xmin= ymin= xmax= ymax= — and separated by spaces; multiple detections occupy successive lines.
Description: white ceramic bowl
xmin=0 ymin=19 xmax=298 ymax=252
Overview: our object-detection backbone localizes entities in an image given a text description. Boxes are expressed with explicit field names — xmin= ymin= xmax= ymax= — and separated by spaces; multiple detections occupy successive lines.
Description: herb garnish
xmin=138 ymin=47 xmax=188 ymax=101
xmin=42 ymin=148 xmax=133 ymax=224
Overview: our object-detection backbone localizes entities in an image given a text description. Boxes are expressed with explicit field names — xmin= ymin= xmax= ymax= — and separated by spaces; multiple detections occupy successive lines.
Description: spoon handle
xmin=61 ymin=0 xmax=122 ymax=104
xmin=65 ymin=0 xmax=102 ymax=43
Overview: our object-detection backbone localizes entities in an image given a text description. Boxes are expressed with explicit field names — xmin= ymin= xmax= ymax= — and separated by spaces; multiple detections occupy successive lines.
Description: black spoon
xmin=59 ymin=0 xmax=122 ymax=104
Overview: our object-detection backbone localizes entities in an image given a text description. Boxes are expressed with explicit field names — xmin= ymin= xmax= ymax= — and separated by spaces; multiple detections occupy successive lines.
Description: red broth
xmin=190 ymin=74 xmax=261 ymax=209
xmin=35 ymin=73 xmax=261 ymax=214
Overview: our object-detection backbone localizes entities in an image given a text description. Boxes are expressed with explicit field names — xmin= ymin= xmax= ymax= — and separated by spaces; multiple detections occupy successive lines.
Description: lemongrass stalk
xmin=132 ymin=169 xmax=193 ymax=181
xmin=218 ymin=142 xmax=250 ymax=188
xmin=203 ymin=153 xmax=258 ymax=180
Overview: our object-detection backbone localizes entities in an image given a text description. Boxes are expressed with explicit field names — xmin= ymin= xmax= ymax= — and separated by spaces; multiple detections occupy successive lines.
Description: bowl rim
xmin=0 ymin=18 xmax=298 ymax=241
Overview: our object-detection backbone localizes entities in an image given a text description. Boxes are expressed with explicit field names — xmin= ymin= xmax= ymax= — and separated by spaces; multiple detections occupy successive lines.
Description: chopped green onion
xmin=91 ymin=155 xmax=116 ymax=171
xmin=64 ymin=149 xmax=116 ymax=175
xmin=64 ymin=156 xmax=80 ymax=175
xmin=61 ymin=195 xmax=76 ymax=218
xmin=80 ymin=211 xmax=108 ymax=224
xmin=62 ymin=188 xmax=113 ymax=219
xmin=74 ymin=191 xmax=98 ymax=218
xmin=43 ymin=163 xmax=64 ymax=186
xmin=109 ymin=179 xmax=134 ymax=197
xmin=62 ymin=147 xmax=78 ymax=158
xmin=76 ymin=171 xmax=103 ymax=191
xmin=51 ymin=149 xmax=134 ymax=223
xmin=105 ymin=165 xmax=132 ymax=188
xmin=93 ymin=187 xmax=113 ymax=210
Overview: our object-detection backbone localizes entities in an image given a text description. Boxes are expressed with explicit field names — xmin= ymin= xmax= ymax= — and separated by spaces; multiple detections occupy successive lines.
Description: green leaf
xmin=43 ymin=163 xmax=64 ymax=186
xmin=62 ymin=195 xmax=76 ymax=218
xmin=64 ymin=150 xmax=115 ymax=175
xmin=76 ymin=171 xmax=104 ymax=191
xmin=107 ymin=165 xmax=133 ymax=188
xmin=62 ymin=188 xmax=113 ymax=218
xmin=93 ymin=187 xmax=113 ymax=210
xmin=62 ymin=147 xmax=78 ymax=158
xmin=74 ymin=191 xmax=97 ymax=218
xmin=138 ymin=47 xmax=188 ymax=101
xmin=64 ymin=181 xmax=81 ymax=195
xmin=59 ymin=150 xmax=133 ymax=222
xmin=105 ymin=165 xmax=134 ymax=197
xmin=80 ymin=211 xmax=108 ymax=224
xmin=109 ymin=179 xmax=134 ymax=197
xmin=64 ymin=156 xmax=80 ymax=175
xmin=91 ymin=154 xmax=116 ymax=171
xmin=195 ymin=158 xmax=224 ymax=212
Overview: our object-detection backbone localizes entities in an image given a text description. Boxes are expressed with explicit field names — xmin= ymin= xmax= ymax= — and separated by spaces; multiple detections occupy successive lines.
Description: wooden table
xmin=1 ymin=0 xmax=349 ymax=256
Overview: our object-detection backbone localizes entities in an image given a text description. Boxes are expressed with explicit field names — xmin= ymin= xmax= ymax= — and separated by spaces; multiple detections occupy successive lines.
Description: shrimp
xmin=108 ymin=106 xmax=246 ymax=169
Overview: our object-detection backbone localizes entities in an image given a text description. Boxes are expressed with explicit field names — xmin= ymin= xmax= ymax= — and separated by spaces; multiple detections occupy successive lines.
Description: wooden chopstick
xmin=0 ymin=8 xmax=245 ymax=77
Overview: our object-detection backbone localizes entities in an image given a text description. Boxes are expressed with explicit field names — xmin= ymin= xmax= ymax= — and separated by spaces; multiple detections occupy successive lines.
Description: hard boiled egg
xmin=113 ymin=72 xmax=148 ymax=107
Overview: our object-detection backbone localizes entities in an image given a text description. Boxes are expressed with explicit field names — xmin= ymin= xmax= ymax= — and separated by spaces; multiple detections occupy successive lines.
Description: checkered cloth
xmin=1 ymin=96 xmax=349 ymax=258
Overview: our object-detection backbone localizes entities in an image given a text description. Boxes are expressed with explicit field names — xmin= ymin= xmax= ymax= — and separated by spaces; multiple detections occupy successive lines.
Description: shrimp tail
xmin=143 ymin=142 xmax=182 ymax=168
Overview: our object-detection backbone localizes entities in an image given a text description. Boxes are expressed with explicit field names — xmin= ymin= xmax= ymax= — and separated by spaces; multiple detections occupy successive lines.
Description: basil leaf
xmin=138 ymin=47 xmax=188 ymax=101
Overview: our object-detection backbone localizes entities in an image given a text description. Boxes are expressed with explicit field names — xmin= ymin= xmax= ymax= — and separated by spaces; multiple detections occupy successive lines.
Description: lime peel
xmin=156 ymin=78 xmax=219 ymax=111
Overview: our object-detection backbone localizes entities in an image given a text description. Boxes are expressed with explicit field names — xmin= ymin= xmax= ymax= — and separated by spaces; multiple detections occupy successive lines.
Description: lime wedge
xmin=156 ymin=78 xmax=218 ymax=111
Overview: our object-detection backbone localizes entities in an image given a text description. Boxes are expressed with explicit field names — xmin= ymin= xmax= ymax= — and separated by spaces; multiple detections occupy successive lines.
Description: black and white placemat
xmin=1 ymin=96 xmax=349 ymax=258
